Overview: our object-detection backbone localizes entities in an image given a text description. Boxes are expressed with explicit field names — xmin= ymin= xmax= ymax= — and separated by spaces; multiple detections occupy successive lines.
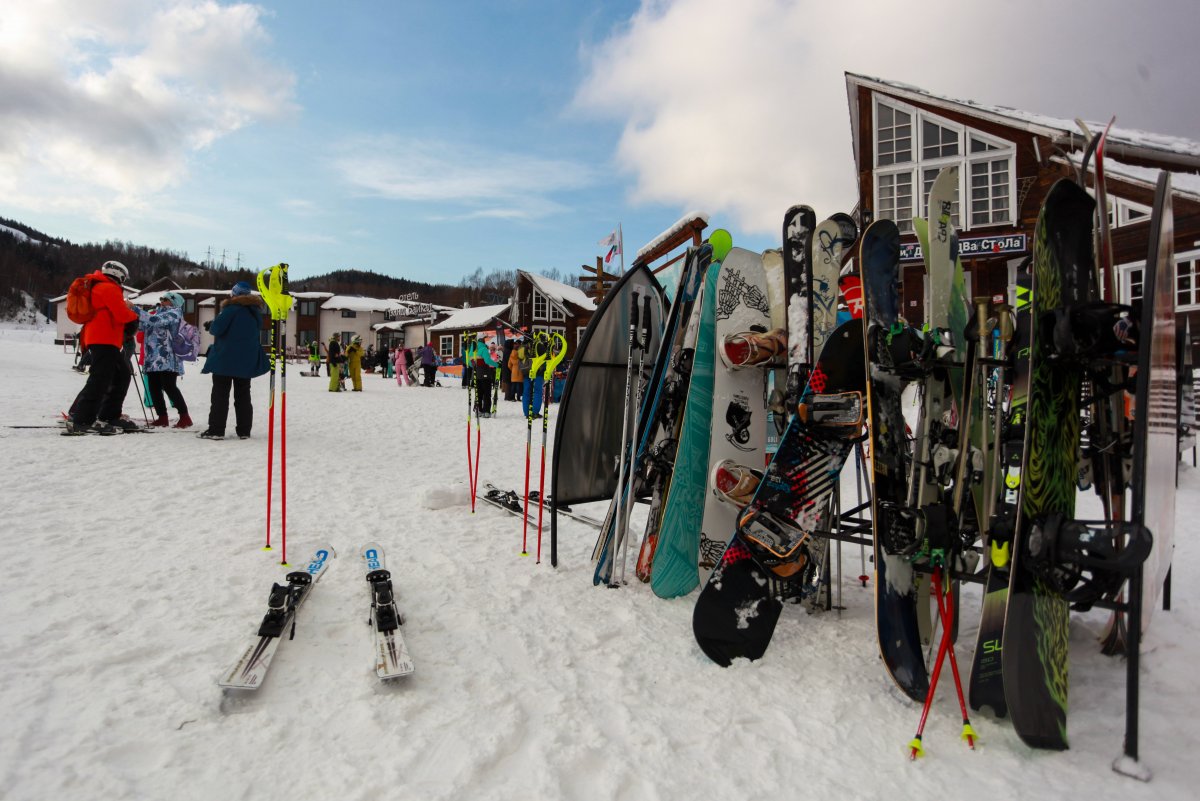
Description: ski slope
xmin=0 ymin=326 xmax=1196 ymax=801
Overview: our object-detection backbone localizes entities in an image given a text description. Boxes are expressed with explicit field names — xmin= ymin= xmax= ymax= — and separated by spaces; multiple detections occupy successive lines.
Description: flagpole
xmin=618 ymin=222 xmax=625 ymax=274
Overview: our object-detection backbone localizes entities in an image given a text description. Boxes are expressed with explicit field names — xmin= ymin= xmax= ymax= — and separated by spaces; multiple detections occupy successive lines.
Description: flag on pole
xmin=598 ymin=228 xmax=621 ymax=264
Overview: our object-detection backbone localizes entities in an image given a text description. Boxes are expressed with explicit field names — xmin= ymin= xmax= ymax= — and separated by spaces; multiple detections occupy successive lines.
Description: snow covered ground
xmin=0 ymin=328 xmax=1197 ymax=801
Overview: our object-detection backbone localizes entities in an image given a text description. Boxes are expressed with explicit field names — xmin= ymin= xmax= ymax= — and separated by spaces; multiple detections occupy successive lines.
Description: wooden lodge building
xmin=845 ymin=72 xmax=1200 ymax=354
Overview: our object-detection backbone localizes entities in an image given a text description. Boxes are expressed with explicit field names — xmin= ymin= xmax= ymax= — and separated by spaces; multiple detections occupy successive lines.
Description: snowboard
xmin=649 ymin=257 xmax=721 ymax=597
xmin=1002 ymin=178 xmax=1097 ymax=750
xmin=860 ymin=218 xmax=929 ymax=703
xmin=783 ymin=205 xmax=817 ymax=411
xmin=634 ymin=255 xmax=711 ymax=582
xmin=691 ymin=318 xmax=865 ymax=666
xmin=691 ymin=247 xmax=774 ymax=590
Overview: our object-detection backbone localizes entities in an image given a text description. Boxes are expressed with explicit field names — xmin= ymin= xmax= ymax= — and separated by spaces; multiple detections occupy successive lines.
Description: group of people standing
xmin=65 ymin=264 xmax=270 ymax=440
xmin=312 ymin=337 xmax=439 ymax=390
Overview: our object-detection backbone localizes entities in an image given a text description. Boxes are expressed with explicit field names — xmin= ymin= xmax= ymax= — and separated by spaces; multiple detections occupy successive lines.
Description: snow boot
xmin=175 ymin=414 xmax=193 ymax=429
xmin=151 ymin=414 xmax=170 ymax=427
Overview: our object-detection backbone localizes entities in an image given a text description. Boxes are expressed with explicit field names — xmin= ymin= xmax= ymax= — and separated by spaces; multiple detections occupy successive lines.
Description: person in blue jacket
xmin=198 ymin=282 xmax=270 ymax=440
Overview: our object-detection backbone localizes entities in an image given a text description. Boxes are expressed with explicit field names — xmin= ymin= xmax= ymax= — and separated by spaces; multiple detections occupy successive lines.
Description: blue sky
xmin=3 ymin=0 xmax=1199 ymax=285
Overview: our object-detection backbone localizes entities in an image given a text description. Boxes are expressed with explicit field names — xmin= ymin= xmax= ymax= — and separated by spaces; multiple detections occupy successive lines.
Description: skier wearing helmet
xmin=63 ymin=260 xmax=139 ymax=435
xmin=132 ymin=291 xmax=193 ymax=428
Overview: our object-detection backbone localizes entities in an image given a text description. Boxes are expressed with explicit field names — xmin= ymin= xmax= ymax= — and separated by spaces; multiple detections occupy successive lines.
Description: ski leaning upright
xmin=218 ymin=544 xmax=335 ymax=690
xmin=361 ymin=542 xmax=415 ymax=680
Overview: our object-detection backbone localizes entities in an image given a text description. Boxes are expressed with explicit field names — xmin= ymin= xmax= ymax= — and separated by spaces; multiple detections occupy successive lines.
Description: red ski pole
xmin=277 ymin=264 xmax=291 ymax=566
xmin=536 ymin=334 xmax=567 ymax=563
xmin=257 ymin=268 xmax=276 ymax=552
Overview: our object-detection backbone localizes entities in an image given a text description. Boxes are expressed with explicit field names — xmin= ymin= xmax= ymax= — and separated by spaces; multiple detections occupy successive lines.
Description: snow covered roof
xmin=845 ymin=72 xmax=1200 ymax=169
xmin=429 ymin=303 xmax=512 ymax=332
xmin=634 ymin=211 xmax=710 ymax=263
xmin=521 ymin=271 xmax=596 ymax=313
xmin=321 ymin=295 xmax=404 ymax=313
xmin=1062 ymin=151 xmax=1200 ymax=201
xmin=291 ymin=291 xmax=334 ymax=300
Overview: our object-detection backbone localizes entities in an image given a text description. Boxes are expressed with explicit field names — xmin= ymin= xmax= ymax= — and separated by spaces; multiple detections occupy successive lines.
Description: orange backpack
xmin=66 ymin=276 xmax=97 ymax=324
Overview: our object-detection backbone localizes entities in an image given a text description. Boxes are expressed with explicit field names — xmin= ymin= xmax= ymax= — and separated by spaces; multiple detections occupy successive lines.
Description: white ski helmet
xmin=101 ymin=260 xmax=129 ymax=284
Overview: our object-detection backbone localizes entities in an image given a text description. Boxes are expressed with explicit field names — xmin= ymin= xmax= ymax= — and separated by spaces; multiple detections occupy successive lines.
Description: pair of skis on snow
xmin=217 ymin=542 xmax=414 ymax=690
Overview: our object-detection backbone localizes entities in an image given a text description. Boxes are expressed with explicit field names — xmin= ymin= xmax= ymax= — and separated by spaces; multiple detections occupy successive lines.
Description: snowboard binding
xmin=1023 ymin=512 xmax=1153 ymax=607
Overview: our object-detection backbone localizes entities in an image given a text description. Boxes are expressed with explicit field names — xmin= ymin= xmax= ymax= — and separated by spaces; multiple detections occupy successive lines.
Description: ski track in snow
xmin=0 ymin=326 xmax=1197 ymax=800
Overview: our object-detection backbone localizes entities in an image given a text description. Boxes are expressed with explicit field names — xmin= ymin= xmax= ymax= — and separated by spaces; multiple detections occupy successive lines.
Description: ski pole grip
xmin=641 ymin=295 xmax=652 ymax=347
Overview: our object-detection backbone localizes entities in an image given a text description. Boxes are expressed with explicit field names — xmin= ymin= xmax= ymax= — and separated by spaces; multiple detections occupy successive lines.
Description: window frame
xmin=872 ymin=96 xmax=1015 ymax=233
xmin=532 ymin=289 xmax=549 ymax=321
xmin=439 ymin=335 xmax=455 ymax=358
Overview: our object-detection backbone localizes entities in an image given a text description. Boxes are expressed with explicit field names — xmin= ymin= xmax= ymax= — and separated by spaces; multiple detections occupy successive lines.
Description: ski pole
xmin=276 ymin=265 xmax=293 ymax=566
xmin=535 ymin=334 xmax=568 ymax=562
xmin=607 ymin=294 xmax=641 ymax=585
xmin=257 ymin=268 xmax=277 ymax=552
xmin=464 ymin=336 xmax=476 ymax=513
xmin=617 ymin=294 xmax=652 ymax=583
xmin=934 ymin=564 xmax=976 ymax=750
xmin=522 ymin=335 xmax=550 ymax=556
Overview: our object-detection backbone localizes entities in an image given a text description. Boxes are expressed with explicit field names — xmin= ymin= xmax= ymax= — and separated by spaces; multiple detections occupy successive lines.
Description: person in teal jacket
xmin=198 ymin=282 xmax=270 ymax=440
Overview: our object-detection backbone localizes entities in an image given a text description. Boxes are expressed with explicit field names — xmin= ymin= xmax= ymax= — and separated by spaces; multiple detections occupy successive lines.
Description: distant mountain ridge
xmin=0 ymin=216 xmax=472 ymax=319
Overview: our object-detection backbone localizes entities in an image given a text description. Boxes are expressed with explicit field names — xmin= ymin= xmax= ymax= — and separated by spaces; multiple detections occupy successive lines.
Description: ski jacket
xmin=419 ymin=345 xmax=437 ymax=366
xmin=135 ymin=305 xmax=184 ymax=375
xmin=327 ymin=339 xmax=344 ymax=365
xmin=201 ymin=295 xmax=270 ymax=379
xmin=347 ymin=343 xmax=364 ymax=370
xmin=517 ymin=346 xmax=533 ymax=380
xmin=508 ymin=346 xmax=522 ymax=382
xmin=80 ymin=272 xmax=137 ymax=350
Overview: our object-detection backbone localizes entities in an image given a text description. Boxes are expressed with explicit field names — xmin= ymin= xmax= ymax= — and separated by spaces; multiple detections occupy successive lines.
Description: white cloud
xmin=332 ymin=136 xmax=597 ymax=221
xmin=574 ymin=0 xmax=1200 ymax=236
xmin=0 ymin=1 xmax=296 ymax=222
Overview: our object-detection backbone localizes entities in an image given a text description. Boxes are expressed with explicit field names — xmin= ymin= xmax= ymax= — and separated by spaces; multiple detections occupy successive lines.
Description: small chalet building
xmin=373 ymin=301 xmax=456 ymax=351
xmin=845 ymin=72 xmax=1200 ymax=349
xmin=428 ymin=303 xmax=513 ymax=360
xmin=510 ymin=270 xmax=597 ymax=354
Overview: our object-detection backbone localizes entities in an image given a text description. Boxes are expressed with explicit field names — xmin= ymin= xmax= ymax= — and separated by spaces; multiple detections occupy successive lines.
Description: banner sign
xmin=901 ymin=233 xmax=1027 ymax=262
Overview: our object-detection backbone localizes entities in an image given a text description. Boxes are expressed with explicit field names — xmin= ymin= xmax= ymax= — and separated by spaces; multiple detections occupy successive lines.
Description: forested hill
xmin=0 ymin=217 xmax=471 ymax=317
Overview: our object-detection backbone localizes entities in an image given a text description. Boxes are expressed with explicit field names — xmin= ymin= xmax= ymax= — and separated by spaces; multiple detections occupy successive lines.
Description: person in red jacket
xmin=63 ymin=261 xmax=139 ymax=435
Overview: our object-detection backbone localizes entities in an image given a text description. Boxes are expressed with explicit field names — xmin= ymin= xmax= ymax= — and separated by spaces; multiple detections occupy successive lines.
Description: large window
xmin=873 ymin=97 xmax=1014 ymax=233
xmin=533 ymin=289 xmax=549 ymax=321
xmin=340 ymin=309 xmax=357 ymax=318
xmin=299 ymin=300 xmax=318 ymax=316
xmin=1120 ymin=249 xmax=1199 ymax=310
xmin=439 ymin=335 xmax=455 ymax=358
